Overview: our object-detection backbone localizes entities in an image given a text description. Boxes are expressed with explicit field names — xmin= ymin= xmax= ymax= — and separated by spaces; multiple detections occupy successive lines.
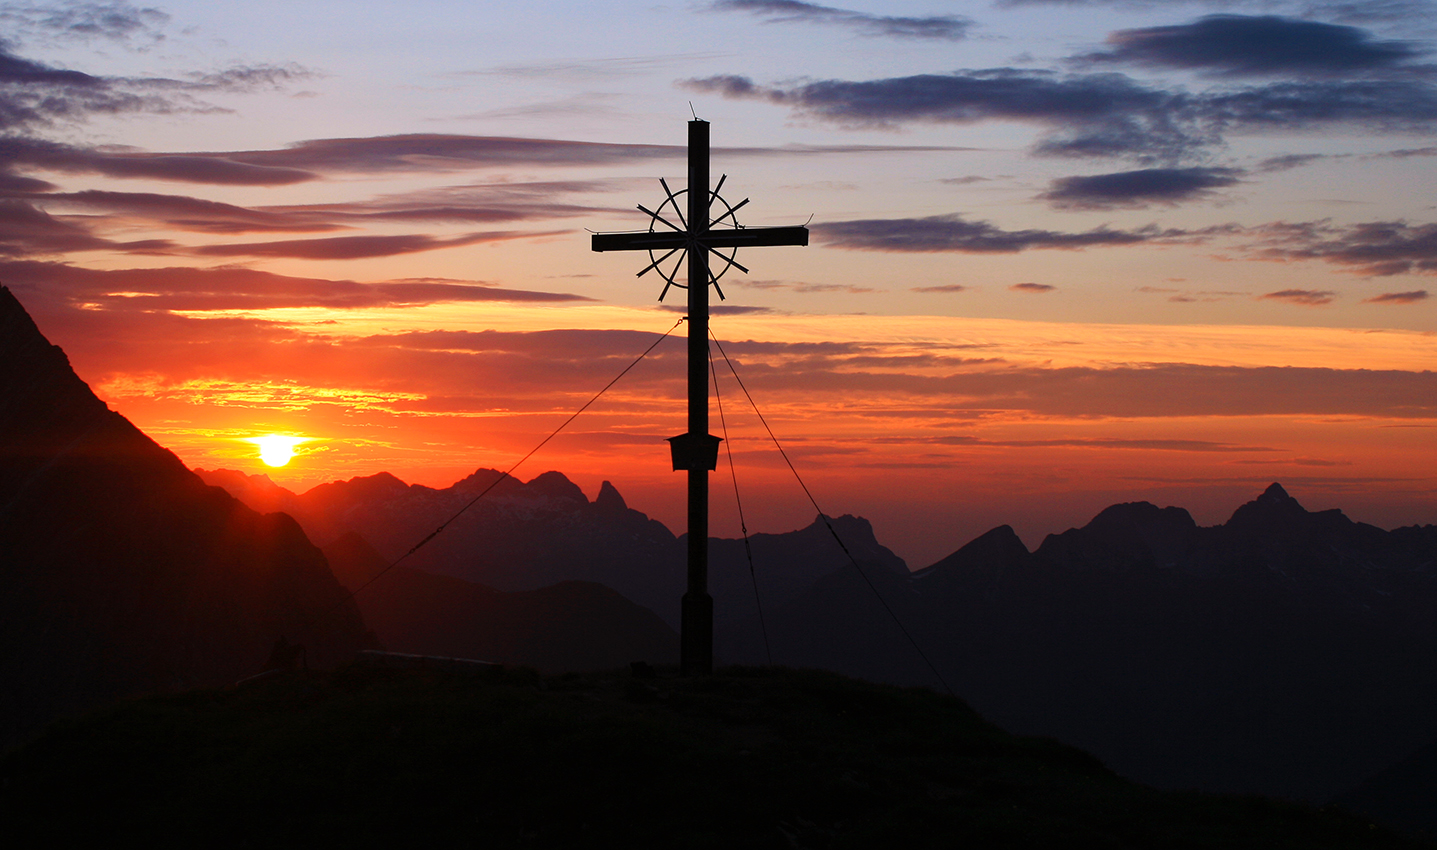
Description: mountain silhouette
xmin=201 ymin=458 xmax=1437 ymax=806
xmin=0 ymin=286 xmax=373 ymax=747
xmin=749 ymin=483 xmax=1437 ymax=804
xmin=321 ymin=531 xmax=676 ymax=672
xmin=198 ymin=467 xmax=906 ymax=635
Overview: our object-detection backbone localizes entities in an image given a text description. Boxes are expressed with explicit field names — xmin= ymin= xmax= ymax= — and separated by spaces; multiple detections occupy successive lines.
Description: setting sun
xmin=251 ymin=435 xmax=305 ymax=467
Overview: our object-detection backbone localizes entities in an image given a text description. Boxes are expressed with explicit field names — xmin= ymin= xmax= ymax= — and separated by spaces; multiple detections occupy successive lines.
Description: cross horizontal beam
xmin=591 ymin=225 xmax=809 ymax=253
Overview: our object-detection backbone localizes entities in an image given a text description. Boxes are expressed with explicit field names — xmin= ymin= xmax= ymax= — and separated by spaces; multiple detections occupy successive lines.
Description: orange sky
xmin=4 ymin=1 xmax=1435 ymax=566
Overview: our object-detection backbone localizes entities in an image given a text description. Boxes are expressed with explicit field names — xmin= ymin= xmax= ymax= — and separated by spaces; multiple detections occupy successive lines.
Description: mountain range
xmin=202 ymin=466 xmax=1437 ymax=812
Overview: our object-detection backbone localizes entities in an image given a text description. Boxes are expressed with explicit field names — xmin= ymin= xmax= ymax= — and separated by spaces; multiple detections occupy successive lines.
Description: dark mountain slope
xmin=4 ymin=665 xmax=1428 ymax=848
xmin=0 ymin=286 xmax=372 ymax=747
xmin=322 ymin=531 xmax=675 ymax=672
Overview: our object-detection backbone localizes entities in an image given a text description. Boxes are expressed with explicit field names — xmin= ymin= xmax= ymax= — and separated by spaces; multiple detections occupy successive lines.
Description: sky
xmin=4 ymin=0 xmax=1436 ymax=568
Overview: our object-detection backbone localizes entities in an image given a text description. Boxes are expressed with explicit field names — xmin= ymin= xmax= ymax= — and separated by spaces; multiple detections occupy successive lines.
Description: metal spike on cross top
xmin=591 ymin=119 xmax=808 ymax=675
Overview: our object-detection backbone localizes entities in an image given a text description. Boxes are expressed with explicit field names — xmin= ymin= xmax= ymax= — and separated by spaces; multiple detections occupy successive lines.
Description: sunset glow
xmin=6 ymin=0 xmax=1434 ymax=565
xmin=251 ymin=436 xmax=306 ymax=468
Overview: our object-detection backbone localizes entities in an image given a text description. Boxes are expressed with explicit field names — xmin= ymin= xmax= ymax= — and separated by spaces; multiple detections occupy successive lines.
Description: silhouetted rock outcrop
xmin=0 ymin=286 xmax=372 ymax=747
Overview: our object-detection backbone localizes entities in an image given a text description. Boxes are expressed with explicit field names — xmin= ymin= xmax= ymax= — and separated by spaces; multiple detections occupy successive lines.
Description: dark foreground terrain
xmin=1 ymin=664 xmax=1426 ymax=849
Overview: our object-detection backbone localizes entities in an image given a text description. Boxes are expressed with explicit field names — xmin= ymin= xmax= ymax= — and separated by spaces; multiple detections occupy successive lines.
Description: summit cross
xmin=591 ymin=119 xmax=808 ymax=675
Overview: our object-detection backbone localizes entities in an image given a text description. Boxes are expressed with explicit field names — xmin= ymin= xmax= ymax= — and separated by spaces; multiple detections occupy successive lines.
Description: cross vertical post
xmin=590 ymin=120 xmax=807 ymax=676
xmin=683 ymin=119 xmax=713 ymax=675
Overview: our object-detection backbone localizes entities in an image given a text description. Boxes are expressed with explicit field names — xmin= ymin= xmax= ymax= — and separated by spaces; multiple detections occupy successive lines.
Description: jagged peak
xmin=1260 ymin=482 xmax=1293 ymax=503
xmin=525 ymin=470 xmax=585 ymax=503
xmin=1086 ymin=501 xmax=1198 ymax=533
xmin=913 ymin=524 xmax=1031 ymax=580
xmin=1225 ymin=481 xmax=1320 ymax=532
xmin=594 ymin=480 xmax=627 ymax=513
xmin=965 ymin=523 xmax=1029 ymax=554
xmin=353 ymin=470 xmax=410 ymax=489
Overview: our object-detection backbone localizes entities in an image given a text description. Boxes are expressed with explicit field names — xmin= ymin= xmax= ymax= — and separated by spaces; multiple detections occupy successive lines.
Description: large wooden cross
xmin=592 ymin=119 xmax=807 ymax=674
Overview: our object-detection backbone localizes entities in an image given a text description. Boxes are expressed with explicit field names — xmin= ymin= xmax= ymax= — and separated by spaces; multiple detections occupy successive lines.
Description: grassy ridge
xmin=1 ymin=665 xmax=1425 ymax=848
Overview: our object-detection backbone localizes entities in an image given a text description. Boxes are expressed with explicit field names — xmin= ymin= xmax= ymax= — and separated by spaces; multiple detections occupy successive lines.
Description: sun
xmin=250 ymin=435 xmax=306 ymax=467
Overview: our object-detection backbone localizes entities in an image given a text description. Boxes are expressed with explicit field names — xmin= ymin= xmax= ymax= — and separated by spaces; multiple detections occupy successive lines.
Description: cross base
xmin=681 ymin=592 xmax=713 ymax=675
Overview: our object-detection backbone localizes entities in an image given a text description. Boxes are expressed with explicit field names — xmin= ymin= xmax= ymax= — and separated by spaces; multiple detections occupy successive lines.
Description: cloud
xmin=0 ymin=2 xmax=170 ymax=46
xmin=911 ymin=284 xmax=967 ymax=293
xmin=660 ymin=303 xmax=775 ymax=315
xmin=1078 ymin=15 xmax=1429 ymax=77
xmin=741 ymin=279 xmax=873 ymax=293
xmin=2 ymin=133 xmax=967 ymax=189
xmin=1138 ymin=284 xmax=1247 ymax=303
xmin=0 ymin=259 xmax=592 ymax=311
xmin=228 ymin=134 xmax=686 ymax=175
xmin=0 ymin=198 xmax=110 ymax=254
xmin=1365 ymin=289 xmax=1430 ymax=303
xmin=1386 ymin=145 xmax=1437 ymax=158
xmin=34 ymin=189 xmax=343 ymax=233
xmin=1010 ymin=282 xmax=1055 ymax=292
xmin=1260 ymin=288 xmax=1338 ymax=305
xmin=730 ymin=360 xmax=1437 ymax=420
xmin=1251 ymin=219 xmax=1437 ymax=276
xmin=29 ymin=181 xmax=609 ymax=235
xmin=709 ymin=0 xmax=971 ymax=40
xmin=0 ymin=46 xmax=162 ymax=131
xmin=1201 ymin=78 xmax=1437 ymax=135
xmin=1257 ymin=153 xmax=1330 ymax=172
xmin=1040 ymin=166 xmax=1242 ymax=209
xmin=878 ymin=435 xmax=1278 ymax=452
xmin=0 ymin=40 xmax=311 ymax=134
xmin=683 ymin=70 xmax=1205 ymax=161
xmin=24 ymin=298 xmax=1437 ymax=426
xmin=1 ymin=137 xmax=318 ymax=185
xmin=1232 ymin=457 xmax=1353 ymax=466
xmin=188 ymin=230 xmax=561 ymax=260
xmin=684 ymin=69 xmax=1437 ymax=161
xmin=811 ymin=213 xmax=1200 ymax=253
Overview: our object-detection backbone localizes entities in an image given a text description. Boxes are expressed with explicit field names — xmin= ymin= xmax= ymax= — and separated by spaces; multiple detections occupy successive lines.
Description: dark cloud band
xmin=710 ymin=0 xmax=971 ymax=40
xmin=683 ymin=69 xmax=1437 ymax=161
xmin=1079 ymin=15 xmax=1428 ymax=78
xmin=1040 ymin=167 xmax=1243 ymax=210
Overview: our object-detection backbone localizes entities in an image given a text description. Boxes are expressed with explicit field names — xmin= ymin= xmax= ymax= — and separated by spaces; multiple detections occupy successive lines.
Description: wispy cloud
xmin=27 ymin=181 xmax=613 ymax=235
xmin=0 ymin=2 xmax=170 ymax=47
xmin=188 ymin=229 xmax=560 ymax=261
xmin=1250 ymin=219 xmax=1437 ymax=276
xmin=0 ymin=259 xmax=593 ymax=312
xmin=1364 ymin=289 xmax=1429 ymax=303
xmin=1040 ymin=166 xmax=1242 ymax=209
xmin=709 ymin=0 xmax=971 ymax=40
xmin=1260 ymin=288 xmax=1338 ymax=306
xmin=0 ymin=42 xmax=308 ymax=134
xmin=812 ymin=213 xmax=1213 ymax=253
xmin=1010 ymin=282 xmax=1055 ymax=293
xmin=1257 ymin=153 xmax=1331 ymax=172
